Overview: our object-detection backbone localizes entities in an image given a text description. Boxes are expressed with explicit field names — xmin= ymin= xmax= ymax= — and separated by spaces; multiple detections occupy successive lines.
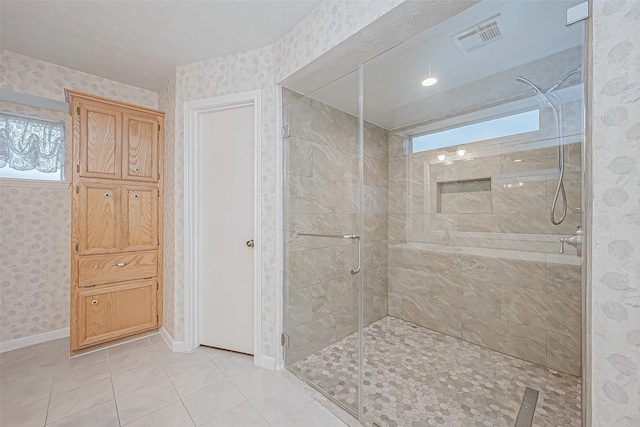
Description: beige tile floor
xmin=0 ymin=335 xmax=348 ymax=427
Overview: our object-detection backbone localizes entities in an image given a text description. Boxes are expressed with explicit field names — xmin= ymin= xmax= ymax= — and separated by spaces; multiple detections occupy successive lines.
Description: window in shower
xmin=411 ymin=108 xmax=540 ymax=153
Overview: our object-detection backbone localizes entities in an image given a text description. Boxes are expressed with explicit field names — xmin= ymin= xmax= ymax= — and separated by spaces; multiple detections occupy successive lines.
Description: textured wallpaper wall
xmin=590 ymin=1 xmax=640 ymax=425
xmin=171 ymin=46 xmax=278 ymax=357
xmin=158 ymin=73 xmax=177 ymax=340
xmin=0 ymin=50 xmax=158 ymax=109
xmin=0 ymin=50 xmax=158 ymax=343
xmin=274 ymin=0 xmax=403 ymax=83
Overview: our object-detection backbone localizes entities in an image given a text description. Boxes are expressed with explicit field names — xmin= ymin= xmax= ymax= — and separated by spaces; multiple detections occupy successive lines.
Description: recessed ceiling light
xmin=437 ymin=154 xmax=446 ymax=161
xmin=457 ymin=148 xmax=466 ymax=157
xmin=422 ymin=77 xmax=438 ymax=87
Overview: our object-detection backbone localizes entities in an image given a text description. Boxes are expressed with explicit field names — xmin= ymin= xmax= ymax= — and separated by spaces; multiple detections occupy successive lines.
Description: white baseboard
xmin=259 ymin=355 xmax=277 ymax=370
xmin=159 ymin=327 xmax=190 ymax=352
xmin=0 ymin=328 xmax=70 ymax=353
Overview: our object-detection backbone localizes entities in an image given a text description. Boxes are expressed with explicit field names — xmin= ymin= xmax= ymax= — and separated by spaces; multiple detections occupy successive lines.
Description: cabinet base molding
xmin=0 ymin=328 xmax=70 ymax=353
xmin=69 ymin=328 xmax=160 ymax=357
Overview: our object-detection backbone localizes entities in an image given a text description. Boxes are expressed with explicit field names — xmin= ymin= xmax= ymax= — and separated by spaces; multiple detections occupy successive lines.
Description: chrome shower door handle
xmin=297 ymin=232 xmax=361 ymax=274
xmin=297 ymin=232 xmax=359 ymax=239
xmin=350 ymin=234 xmax=361 ymax=276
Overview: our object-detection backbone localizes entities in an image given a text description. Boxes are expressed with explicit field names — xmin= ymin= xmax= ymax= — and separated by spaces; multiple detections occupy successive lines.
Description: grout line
xmin=163 ymin=363 xmax=198 ymax=427
xmin=223 ymin=372 xmax=275 ymax=426
xmin=43 ymin=345 xmax=62 ymax=425
xmin=42 ymin=378 xmax=115 ymax=425
xmin=107 ymin=362 xmax=122 ymax=426
xmin=117 ymin=357 xmax=184 ymax=426
xmin=204 ymin=349 xmax=275 ymax=426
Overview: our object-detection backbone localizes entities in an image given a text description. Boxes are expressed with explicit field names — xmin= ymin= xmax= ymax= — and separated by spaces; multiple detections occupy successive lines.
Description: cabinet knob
xmin=104 ymin=192 xmax=110 ymax=198
xmin=91 ymin=300 xmax=98 ymax=305
xmin=246 ymin=239 xmax=254 ymax=248
xmin=133 ymin=194 xmax=139 ymax=199
xmin=134 ymin=167 xmax=140 ymax=173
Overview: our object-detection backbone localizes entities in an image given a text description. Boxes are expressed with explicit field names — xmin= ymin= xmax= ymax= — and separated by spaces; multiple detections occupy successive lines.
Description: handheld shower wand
xmin=515 ymin=68 xmax=580 ymax=225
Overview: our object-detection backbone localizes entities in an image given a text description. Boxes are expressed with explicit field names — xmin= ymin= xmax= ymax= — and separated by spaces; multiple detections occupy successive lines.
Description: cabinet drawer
xmin=76 ymin=280 xmax=157 ymax=348
xmin=78 ymin=252 xmax=157 ymax=287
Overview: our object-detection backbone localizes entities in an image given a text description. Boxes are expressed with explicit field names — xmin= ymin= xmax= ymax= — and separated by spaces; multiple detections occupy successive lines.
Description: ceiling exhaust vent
xmin=452 ymin=14 xmax=503 ymax=53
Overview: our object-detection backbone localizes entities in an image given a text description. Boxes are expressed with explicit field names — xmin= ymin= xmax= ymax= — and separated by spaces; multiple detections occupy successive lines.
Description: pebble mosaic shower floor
xmin=290 ymin=317 xmax=581 ymax=427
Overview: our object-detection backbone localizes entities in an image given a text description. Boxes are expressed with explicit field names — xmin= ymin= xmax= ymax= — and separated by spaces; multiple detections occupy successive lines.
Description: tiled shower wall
xmin=284 ymin=89 xmax=388 ymax=364
xmin=387 ymin=101 xmax=583 ymax=376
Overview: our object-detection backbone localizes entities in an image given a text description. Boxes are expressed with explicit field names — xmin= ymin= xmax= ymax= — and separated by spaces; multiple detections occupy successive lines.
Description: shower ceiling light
xmin=422 ymin=63 xmax=438 ymax=87
xmin=422 ymin=77 xmax=438 ymax=87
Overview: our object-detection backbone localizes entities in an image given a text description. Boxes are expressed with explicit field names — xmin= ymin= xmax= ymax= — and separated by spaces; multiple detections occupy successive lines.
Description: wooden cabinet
xmin=122 ymin=185 xmax=158 ymax=251
xmin=122 ymin=113 xmax=159 ymax=182
xmin=67 ymin=90 xmax=164 ymax=353
xmin=79 ymin=101 xmax=122 ymax=180
xmin=78 ymin=181 xmax=121 ymax=255
xmin=78 ymin=252 xmax=158 ymax=288
xmin=76 ymin=280 xmax=158 ymax=348
xmin=77 ymin=182 xmax=158 ymax=255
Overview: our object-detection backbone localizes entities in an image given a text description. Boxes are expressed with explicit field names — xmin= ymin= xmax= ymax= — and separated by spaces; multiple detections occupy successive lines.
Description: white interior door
xmin=197 ymin=103 xmax=254 ymax=355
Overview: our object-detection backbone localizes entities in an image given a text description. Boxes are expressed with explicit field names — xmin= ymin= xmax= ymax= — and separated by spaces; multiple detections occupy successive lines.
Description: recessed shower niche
xmin=437 ymin=177 xmax=492 ymax=214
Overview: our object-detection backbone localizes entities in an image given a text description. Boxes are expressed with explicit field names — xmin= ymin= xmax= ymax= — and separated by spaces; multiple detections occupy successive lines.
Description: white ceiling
xmin=309 ymin=0 xmax=585 ymax=129
xmin=0 ymin=0 xmax=321 ymax=91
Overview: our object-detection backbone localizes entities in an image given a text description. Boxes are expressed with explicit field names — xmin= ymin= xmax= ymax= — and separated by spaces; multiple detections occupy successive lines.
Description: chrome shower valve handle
xmin=559 ymin=226 xmax=582 ymax=256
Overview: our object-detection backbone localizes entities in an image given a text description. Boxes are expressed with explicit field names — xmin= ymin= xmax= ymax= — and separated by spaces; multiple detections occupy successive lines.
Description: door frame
xmin=183 ymin=90 xmax=262 ymax=367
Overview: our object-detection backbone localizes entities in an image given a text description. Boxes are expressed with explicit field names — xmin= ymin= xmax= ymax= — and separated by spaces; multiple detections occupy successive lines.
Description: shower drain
xmin=514 ymin=387 xmax=540 ymax=427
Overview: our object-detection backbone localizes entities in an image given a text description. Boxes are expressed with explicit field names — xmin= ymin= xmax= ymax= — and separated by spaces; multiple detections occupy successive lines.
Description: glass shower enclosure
xmin=282 ymin=68 xmax=365 ymax=416
xmin=283 ymin=1 xmax=586 ymax=425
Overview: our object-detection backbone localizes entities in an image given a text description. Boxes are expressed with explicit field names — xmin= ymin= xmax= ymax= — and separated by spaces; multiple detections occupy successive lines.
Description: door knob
xmin=246 ymin=239 xmax=254 ymax=248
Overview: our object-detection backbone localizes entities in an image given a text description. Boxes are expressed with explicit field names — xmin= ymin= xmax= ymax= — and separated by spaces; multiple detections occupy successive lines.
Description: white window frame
xmin=411 ymin=109 xmax=540 ymax=154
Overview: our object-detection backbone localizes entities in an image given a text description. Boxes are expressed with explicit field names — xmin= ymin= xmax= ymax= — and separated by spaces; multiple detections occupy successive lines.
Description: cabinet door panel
xmin=80 ymin=103 xmax=122 ymax=179
xmin=123 ymin=113 xmax=158 ymax=182
xmin=122 ymin=186 xmax=158 ymax=252
xmin=76 ymin=280 xmax=157 ymax=348
xmin=79 ymin=182 xmax=121 ymax=254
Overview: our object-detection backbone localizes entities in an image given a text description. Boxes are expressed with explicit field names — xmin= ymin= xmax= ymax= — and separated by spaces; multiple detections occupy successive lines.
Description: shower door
xmin=282 ymin=68 xmax=365 ymax=417
xmin=358 ymin=1 xmax=585 ymax=426
xmin=283 ymin=2 xmax=586 ymax=425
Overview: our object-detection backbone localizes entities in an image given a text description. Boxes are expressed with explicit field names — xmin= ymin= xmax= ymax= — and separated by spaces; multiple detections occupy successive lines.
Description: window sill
xmin=0 ymin=178 xmax=71 ymax=190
